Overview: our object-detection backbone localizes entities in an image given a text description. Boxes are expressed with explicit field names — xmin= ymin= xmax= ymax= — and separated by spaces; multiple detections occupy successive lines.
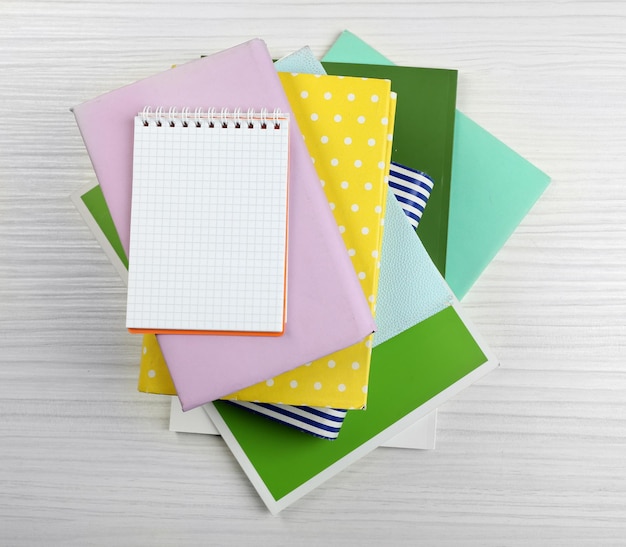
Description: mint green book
xmin=324 ymin=30 xmax=551 ymax=298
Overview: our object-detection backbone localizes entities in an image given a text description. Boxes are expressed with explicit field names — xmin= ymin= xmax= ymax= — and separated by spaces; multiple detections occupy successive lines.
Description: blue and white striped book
xmin=228 ymin=401 xmax=347 ymax=440
xmin=388 ymin=162 xmax=434 ymax=229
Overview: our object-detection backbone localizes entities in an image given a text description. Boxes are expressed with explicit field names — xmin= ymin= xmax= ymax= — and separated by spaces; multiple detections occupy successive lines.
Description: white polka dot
xmin=368 ymin=294 xmax=375 ymax=303
xmin=304 ymin=362 xmax=312 ymax=367
xmin=143 ymin=346 xmax=148 ymax=354
xmin=148 ymin=369 xmax=156 ymax=378
xmin=368 ymin=138 xmax=376 ymax=146
xmin=321 ymin=135 xmax=329 ymax=144
xmin=311 ymin=113 xmax=318 ymax=121
xmin=378 ymin=161 xmax=385 ymax=169
xmin=347 ymin=93 xmax=355 ymax=101
xmin=266 ymin=378 xmax=274 ymax=386
xmin=320 ymin=179 xmax=326 ymax=187
xmin=358 ymin=272 xmax=366 ymax=280
xmin=331 ymin=158 xmax=339 ymax=166
xmin=365 ymin=339 xmax=373 ymax=348
xmin=375 ymin=205 xmax=382 ymax=214
xmin=364 ymin=182 xmax=373 ymax=191
xmin=371 ymin=94 xmax=379 ymax=102
xmin=328 ymin=360 xmax=336 ymax=368
xmin=348 ymin=248 xmax=356 ymax=256
xmin=351 ymin=204 xmax=359 ymax=212
xmin=381 ymin=116 xmax=388 ymax=125
xmin=334 ymin=114 xmax=342 ymax=122
xmin=340 ymin=181 xmax=349 ymax=189
xmin=371 ymin=250 xmax=378 ymax=258
xmin=324 ymin=91 xmax=332 ymax=100
xmin=290 ymin=380 xmax=298 ymax=388
xmin=338 ymin=225 xmax=346 ymax=233
xmin=314 ymin=382 xmax=322 ymax=390
xmin=352 ymin=361 xmax=360 ymax=370
xmin=357 ymin=115 xmax=366 ymax=124
xmin=361 ymin=227 xmax=369 ymax=235
xmin=354 ymin=160 xmax=362 ymax=168
xmin=300 ymin=90 xmax=309 ymax=99
xmin=362 ymin=385 xmax=368 ymax=394
xmin=381 ymin=218 xmax=385 ymax=226
xmin=344 ymin=137 xmax=352 ymax=145
xmin=338 ymin=384 xmax=346 ymax=392
xmin=310 ymin=156 xmax=315 ymax=164
xmin=387 ymin=133 xmax=393 ymax=141
xmin=329 ymin=202 xmax=335 ymax=210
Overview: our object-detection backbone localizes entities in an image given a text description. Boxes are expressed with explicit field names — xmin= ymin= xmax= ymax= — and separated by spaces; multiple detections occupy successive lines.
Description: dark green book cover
xmin=322 ymin=61 xmax=457 ymax=277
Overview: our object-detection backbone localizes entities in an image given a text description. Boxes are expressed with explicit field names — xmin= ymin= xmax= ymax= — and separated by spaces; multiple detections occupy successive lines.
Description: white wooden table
xmin=1 ymin=2 xmax=625 ymax=544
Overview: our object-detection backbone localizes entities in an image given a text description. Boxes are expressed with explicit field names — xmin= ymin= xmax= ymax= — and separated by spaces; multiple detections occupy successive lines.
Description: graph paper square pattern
xmin=126 ymin=110 xmax=290 ymax=335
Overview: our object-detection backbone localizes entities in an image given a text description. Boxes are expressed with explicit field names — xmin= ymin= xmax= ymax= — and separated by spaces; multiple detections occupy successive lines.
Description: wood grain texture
xmin=1 ymin=1 xmax=625 ymax=544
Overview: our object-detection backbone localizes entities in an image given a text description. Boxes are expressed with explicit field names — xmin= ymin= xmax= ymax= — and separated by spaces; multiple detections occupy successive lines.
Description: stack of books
xmin=71 ymin=31 xmax=550 ymax=514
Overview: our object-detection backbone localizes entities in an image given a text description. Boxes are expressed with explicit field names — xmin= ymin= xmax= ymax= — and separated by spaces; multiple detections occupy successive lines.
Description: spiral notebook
xmin=126 ymin=107 xmax=290 ymax=335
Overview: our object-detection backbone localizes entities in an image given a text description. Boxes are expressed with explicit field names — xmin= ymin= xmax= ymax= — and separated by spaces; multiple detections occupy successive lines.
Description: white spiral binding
xmin=207 ymin=107 xmax=217 ymax=128
xmin=193 ymin=107 xmax=202 ymax=127
xmin=220 ymin=108 xmax=229 ymax=128
xmin=272 ymin=108 xmax=282 ymax=129
xmin=139 ymin=107 xmax=288 ymax=129
xmin=233 ymin=107 xmax=242 ymax=128
xmin=167 ymin=107 xmax=177 ymax=127
xmin=154 ymin=106 xmax=164 ymax=127
xmin=141 ymin=106 xmax=152 ymax=126
xmin=181 ymin=107 xmax=190 ymax=127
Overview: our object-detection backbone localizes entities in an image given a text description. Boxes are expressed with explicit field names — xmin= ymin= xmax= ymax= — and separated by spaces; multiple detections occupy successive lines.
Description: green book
xmin=321 ymin=60 xmax=458 ymax=277
xmin=207 ymin=293 xmax=497 ymax=515
xmin=70 ymin=183 xmax=128 ymax=278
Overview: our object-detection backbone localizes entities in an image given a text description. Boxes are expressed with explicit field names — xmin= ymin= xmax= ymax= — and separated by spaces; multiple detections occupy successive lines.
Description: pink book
xmin=72 ymin=39 xmax=375 ymax=410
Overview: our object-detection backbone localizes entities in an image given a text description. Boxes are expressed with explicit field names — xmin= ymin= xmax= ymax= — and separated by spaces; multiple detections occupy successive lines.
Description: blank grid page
xmin=126 ymin=113 xmax=289 ymax=334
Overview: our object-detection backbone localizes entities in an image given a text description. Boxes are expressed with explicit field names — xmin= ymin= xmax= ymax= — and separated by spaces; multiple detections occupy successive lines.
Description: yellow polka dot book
xmin=224 ymin=72 xmax=396 ymax=408
xmin=139 ymin=333 xmax=176 ymax=395
xmin=137 ymin=73 xmax=396 ymax=409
